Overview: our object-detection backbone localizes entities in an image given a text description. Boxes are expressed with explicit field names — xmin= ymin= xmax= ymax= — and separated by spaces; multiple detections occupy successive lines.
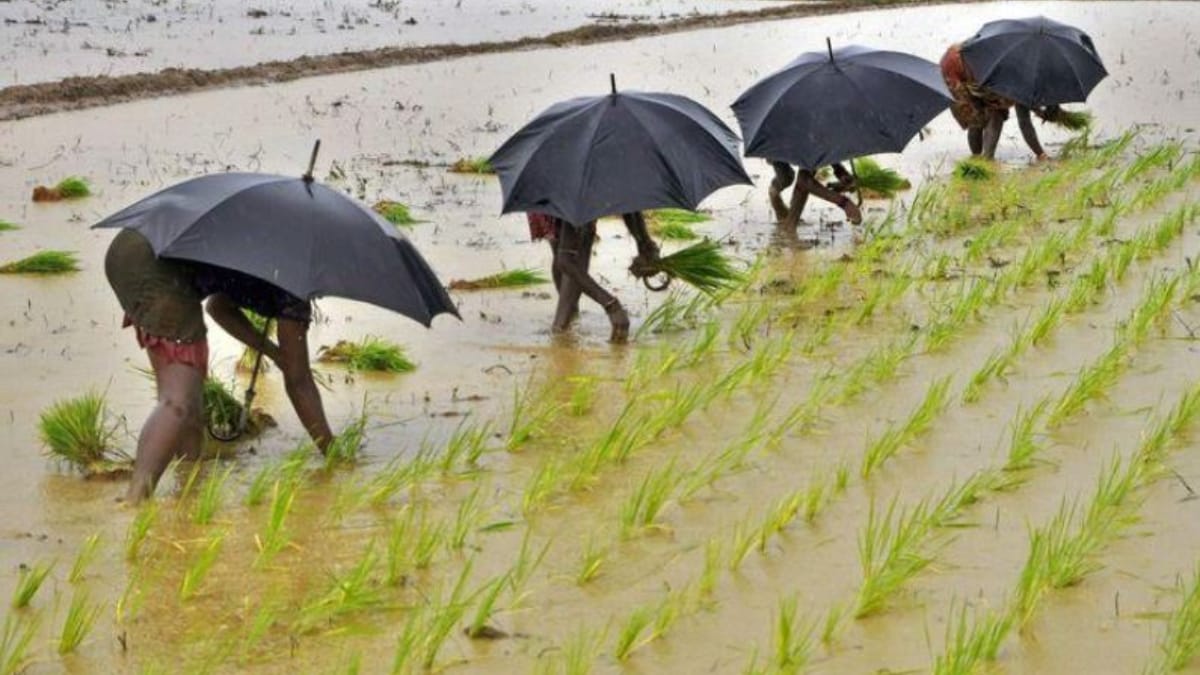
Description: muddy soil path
xmin=0 ymin=0 xmax=962 ymax=121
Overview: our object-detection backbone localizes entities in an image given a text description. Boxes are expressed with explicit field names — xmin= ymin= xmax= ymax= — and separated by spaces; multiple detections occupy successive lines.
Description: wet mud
xmin=0 ymin=0 xmax=951 ymax=121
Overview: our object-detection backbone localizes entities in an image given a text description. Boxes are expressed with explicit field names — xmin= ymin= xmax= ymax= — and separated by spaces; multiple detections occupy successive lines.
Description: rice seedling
xmin=325 ymin=410 xmax=368 ymax=468
xmin=852 ymin=157 xmax=911 ymax=198
xmin=1047 ymin=344 xmax=1126 ymax=427
xmin=698 ymin=538 xmax=723 ymax=599
xmin=0 ymin=219 xmax=18 ymax=231
xmin=555 ymin=625 xmax=605 ymax=675
xmin=412 ymin=516 xmax=445 ymax=570
xmin=932 ymin=602 xmax=1014 ymax=675
xmin=929 ymin=471 xmax=1002 ymax=528
xmin=295 ymin=542 xmax=384 ymax=633
xmin=1004 ymin=398 xmax=1050 ymax=472
xmin=192 ymin=464 xmax=233 ymax=525
xmin=769 ymin=594 xmax=815 ymax=673
xmin=576 ymin=537 xmax=606 ymax=585
xmin=57 ymin=588 xmax=101 ymax=654
xmin=961 ymin=350 xmax=1011 ymax=404
xmin=860 ymin=426 xmax=906 ymax=480
xmin=417 ymin=568 xmax=474 ymax=670
xmin=728 ymin=520 xmax=759 ymax=571
xmin=449 ymin=156 xmax=494 ymax=174
xmin=179 ymin=531 xmax=226 ymax=601
xmin=466 ymin=573 xmax=509 ymax=639
xmin=505 ymin=379 xmax=562 ymax=450
xmin=901 ymin=376 xmax=952 ymax=439
xmin=802 ymin=478 xmax=828 ymax=523
xmin=821 ymin=603 xmax=846 ymax=646
xmin=758 ymin=491 xmax=803 ymax=550
xmin=508 ymin=528 xmax=551 ymax=606
xmin=0 ymin=249 xmax=80 ymax=274
xmin=11 ymin=560 xmax=54 ymax=609
xmin=1028 ymin=297 xmax=1065 ymax=347
xmin=522 ymin=457 xmax=562 ymax=514
xmin=0 ymin=612 xmax=39 ymax=674
xmin=1048 ymin=108 xmax=1093 ymax=131
xmin=854 ymin=498 xmax=935 ymax=617
xmin=647 ymin=208 xmax=708 ymax=240
xmin=614 ymin=606 xmax=654 ymax=661
xmin=1147 ymin=565 xmax=1200 ymax=673
xmin=391 ymin=606 xmax=426 ymax=674
xmin=618 ymin=461 xmax=681 ymax=538
xmin=373 ymin=200 xmax=419 ymax=226
xmin=954 ymin=157 xmax=995 ymax=181
xmin=450 ymin=485 xmax=484 ymax=549
xmin=255 ymin=478 xmax=298 ymax=567
xmin=318 ymin=336 xmax=416 ymax=372
xmin=124 ymin=501 xmax=158 ymax=561
xmin=647 ymin=239 xmax=743 ymax=295
xmin=38 ymin=390 xmax=127 ymax=473
xmin=67 ymin=533 xmax=101 ymax=585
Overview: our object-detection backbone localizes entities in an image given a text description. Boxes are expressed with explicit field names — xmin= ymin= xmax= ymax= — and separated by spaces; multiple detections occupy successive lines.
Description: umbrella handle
xmin=849 ymin=159 xmax=863 ymax=208
xmin=642 ymin=273 xmax=672 ymax=292
xmin=303 ymin=140 xmax=322 ymax=183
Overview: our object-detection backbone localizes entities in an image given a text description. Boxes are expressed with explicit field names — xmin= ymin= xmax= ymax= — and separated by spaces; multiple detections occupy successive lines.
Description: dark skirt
xmin=104 ymin=228 xmax=206 ymax=343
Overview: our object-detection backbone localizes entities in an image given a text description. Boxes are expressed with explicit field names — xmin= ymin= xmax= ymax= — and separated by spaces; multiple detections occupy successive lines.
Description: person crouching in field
xmin=768 ymin=161 xmax=862 ymax=229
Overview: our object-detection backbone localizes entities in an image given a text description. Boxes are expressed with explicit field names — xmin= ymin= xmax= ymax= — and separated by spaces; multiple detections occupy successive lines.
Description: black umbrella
xmin=93 ymin=158 xmax=457 ymax=327
xmin=961 ymin=16 xmax=1106 ymax=108
xmin=732 ymin=41 xmax=952 ymax=170
xmin=490 ymin=76 xmax=752 ymax=227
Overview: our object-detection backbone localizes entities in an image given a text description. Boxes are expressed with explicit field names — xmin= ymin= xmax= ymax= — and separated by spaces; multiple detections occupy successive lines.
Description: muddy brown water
xmin=0 ymin=2 xmax=1199 ymax=673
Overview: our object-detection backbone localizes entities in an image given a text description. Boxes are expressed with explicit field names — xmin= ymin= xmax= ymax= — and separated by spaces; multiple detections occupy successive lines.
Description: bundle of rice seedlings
xmin=203 ymin=377 xmax=274 ymax=440
xmin=954 ymin=157 xmax=996 ymax=181
xmin=0 ymin=250 xmax=79 ymax=274
xmin=56 ymin=177 xmax=91 ymax=198
xmin=648 ymin=209 xmax=708 ymax=241
xmin=318 ymin=337 xmax=416 ymax=372
xmin=449 ymin=157 xmax=495 ymax=174
xmin=1045 ymin=108 xmax=1093 ymax=131
xmin=643 ymin=239 xmax=743 ymax=295
xmin=0 ymin=220 xmax=18 ymax=232
xmin=851 ymin=158 xmax=911 ymax=199
xmin=372 ymin=200 xmax=419 ymax=227
xmin=39 ymin=391 xmax=130 ymax=474
xmin=448 ymin=268 xmax=550 ymax=290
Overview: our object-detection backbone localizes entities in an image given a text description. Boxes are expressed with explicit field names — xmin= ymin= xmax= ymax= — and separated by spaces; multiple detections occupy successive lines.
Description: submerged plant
xmin=0 ymin=250 xmax=80 ymax=273
xmin=39 ymin=391 xmax=127 ymax=473
xmin=448 ymin=267 xmax=549 ymax=290
xmin=318 ymin=337 xmax=416 ymax=372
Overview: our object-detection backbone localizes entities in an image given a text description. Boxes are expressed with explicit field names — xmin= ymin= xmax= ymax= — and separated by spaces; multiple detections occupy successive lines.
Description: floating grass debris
xmin=646 ymin=239 xmax=743 ymax=295
xmin=449 ymin=156 xmax=495 ymax=174
xmin=0 ymin=250 xmax=79 ymax=274
xmin=851 ymin=157 xmax=911 ymax=198
xmin=954 ymin=157 xmax=995 ymax=181
xmin=448 ymin=267 xmax=550 ymax=290
xmin=39 ymin=391 xmax=128 ymax=474
xmin=318 ymin=336 xmax=415 ymax=372
xmin=372 ymin=200 xmax=419 ymax=226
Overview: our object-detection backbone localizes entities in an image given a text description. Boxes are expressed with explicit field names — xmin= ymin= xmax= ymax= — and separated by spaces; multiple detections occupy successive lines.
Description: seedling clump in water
xmin=0 ymin=250 xmax=80 ymax=274
xmin=448 ymin=267 xmax=550 ymax=290
xmin=372 ymin=200 xmax=419 ymax=226
xmin=449 ymin=156 xmax=495 ymax=174
xmin=32 ymin=176 xmax=91 ymax=201
xmin=318 ymin=336 xmax=416 ymax=372
xmin=38 ymin=391 xmax=129 ymax=474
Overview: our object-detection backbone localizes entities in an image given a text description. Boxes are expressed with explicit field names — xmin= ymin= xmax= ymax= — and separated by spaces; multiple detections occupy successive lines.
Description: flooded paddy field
xmin=1 ymin=1 xmax=1200 ymax=673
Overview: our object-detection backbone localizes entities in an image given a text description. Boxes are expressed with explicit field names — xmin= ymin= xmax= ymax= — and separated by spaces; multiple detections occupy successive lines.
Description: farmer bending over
xmin=527 ymin=211 xmax=660 ymax=343
xmin=769 ymin=161 xmax=862 ymax=229
xmin=105 ymin=229 xmax=332 ymax=502
xmin=941 ymin=42 xmax=1067 ymax=161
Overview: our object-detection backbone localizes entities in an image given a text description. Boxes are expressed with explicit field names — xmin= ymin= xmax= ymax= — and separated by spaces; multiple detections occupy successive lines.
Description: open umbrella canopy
xmin=961 ymin=16 xmax=1107 ymax=108
xmin=489 ymin=86 xmax=752 ymax=227
xmin=93 ymin=172 xmax=458 ymax=326
xmin=732 ymin=43 xmax=951 ymax=171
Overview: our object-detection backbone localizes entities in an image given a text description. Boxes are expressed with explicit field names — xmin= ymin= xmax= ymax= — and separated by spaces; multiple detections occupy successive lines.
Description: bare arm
xmin=276 ymin=318 xmax=332 ymax=451
xmin=795 ymin=170 xmax=862 ymax=225
xmin=1016 ymin=106 xmax=1047 ymax=159
xmin=622 ymin=212 xmax=660 ymax=261
xmin=205 ymin=294 xmax=281 ymax=362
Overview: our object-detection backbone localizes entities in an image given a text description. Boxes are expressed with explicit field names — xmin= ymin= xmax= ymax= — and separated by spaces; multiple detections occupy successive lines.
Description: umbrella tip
xmin=303 ymin=139 xmax=322 ymax=183
xmin=610 ymin=73 xmax=616 ymax=95
xmin=826 ymin=37 xmax=834 ymax=62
